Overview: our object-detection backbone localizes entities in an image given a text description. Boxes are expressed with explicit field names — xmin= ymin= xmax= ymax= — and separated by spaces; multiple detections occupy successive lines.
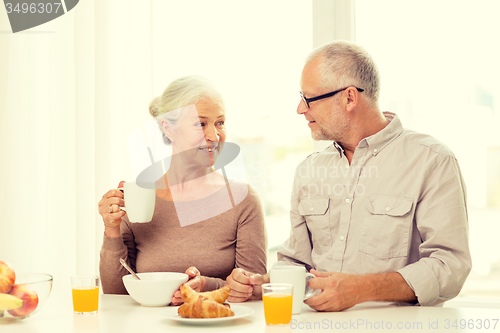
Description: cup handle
xmin=304 ymin=272 xmax=321 ymax=300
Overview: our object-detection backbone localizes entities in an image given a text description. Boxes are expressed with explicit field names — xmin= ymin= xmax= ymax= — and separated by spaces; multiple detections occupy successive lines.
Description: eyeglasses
xmin=299 ymin=86 xmax=364 ymax=108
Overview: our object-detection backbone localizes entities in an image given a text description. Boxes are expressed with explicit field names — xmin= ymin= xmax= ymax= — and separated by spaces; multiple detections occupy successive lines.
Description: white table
xmin=1 ymin=289 xmax=499 ymax=333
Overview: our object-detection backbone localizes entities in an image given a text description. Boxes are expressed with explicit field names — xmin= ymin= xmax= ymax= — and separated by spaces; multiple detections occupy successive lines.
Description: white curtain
xmin=0 ymin=0 xmax=154 ymax=294
xmin=0 ymin=0 xmax=312 ymax=295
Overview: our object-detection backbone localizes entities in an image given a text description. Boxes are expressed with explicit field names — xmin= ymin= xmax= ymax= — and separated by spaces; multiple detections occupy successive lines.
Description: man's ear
xmin=344 ymin=87 xmax=359 ymax=113
xmin=161 ymin=119 xmax=173 ymax=141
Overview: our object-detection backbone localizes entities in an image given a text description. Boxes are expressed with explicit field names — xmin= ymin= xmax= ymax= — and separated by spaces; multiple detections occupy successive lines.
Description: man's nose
xmin=297 ymin=100 xmax=308 ymax=115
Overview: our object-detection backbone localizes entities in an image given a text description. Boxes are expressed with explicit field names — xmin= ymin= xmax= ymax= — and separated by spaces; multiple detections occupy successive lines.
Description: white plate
xmin=160 ymin=304 xmax=254 ymax=325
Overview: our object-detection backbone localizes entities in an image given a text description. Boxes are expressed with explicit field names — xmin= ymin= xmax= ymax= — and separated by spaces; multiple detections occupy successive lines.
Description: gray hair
xmin=149 ymin=75 xmax=223 ymax=144
xmin=306 ymin=40 xmax=380 ymax=108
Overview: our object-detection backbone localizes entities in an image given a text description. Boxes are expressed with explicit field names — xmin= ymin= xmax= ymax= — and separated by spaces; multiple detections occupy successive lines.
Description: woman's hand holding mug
xmin=98 ymin=181 xmax=126 ymax=237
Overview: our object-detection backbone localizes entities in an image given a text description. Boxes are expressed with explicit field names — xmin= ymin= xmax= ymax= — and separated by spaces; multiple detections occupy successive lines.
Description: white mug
xmin=270 ymin=265 xmax=321 ymax=314
xmin=121 ymin=182 xmax=155 ymax=223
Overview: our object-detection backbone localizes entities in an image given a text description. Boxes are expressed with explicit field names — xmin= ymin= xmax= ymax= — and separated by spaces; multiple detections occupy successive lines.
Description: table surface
xmin=1 ymin=290 xmax=500 ymax=333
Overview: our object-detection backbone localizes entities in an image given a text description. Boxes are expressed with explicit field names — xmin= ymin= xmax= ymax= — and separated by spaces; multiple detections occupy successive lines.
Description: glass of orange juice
xmin=71 ymin=276 xmax=99 ymax=314
xmin=262 ymin=283 xmax=293 ymax=325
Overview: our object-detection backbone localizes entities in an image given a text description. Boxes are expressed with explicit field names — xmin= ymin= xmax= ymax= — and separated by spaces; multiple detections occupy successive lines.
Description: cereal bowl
xmin=123 ymin=272 xmax=188 ymax=307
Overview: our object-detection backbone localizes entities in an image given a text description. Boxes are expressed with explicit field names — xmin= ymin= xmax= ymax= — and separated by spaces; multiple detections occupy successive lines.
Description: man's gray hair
xmin=150 ymin=75 xmax=223 ymax=144
xmin=306 ymin=40 xmax=380 ymax=108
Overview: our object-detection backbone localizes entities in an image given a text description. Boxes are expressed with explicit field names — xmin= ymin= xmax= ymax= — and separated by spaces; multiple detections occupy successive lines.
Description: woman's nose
xmin=204 ymin=125 xmax=219 ymax=142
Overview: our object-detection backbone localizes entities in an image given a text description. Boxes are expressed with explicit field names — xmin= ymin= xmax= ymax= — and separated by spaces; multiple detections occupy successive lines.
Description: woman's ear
xmin=161 ymin=119 xmax=173 ymax=142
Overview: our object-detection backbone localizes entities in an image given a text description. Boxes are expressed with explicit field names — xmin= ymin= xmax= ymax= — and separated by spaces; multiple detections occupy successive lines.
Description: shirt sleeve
xmin=276 ymin=167 xmax=315 ymax=271
xmin=397 ymin=154 xmax=472 ymax=305
xmin=99 ymin=221 xmax=137 ymax=294
xmin=234 ymin=186 xmax=268 ymax=274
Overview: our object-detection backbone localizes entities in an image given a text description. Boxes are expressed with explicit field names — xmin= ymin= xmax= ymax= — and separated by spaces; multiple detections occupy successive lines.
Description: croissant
xmin=178 ymin=297 xmax=234 ymax=318
xmin=178 ymin=284 xmax=234 ymax=318
xmin=180 ymin=284 xmax=231 ymax=304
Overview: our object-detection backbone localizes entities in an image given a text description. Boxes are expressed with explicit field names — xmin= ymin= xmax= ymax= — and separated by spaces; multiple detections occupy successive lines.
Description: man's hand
xmin=304 ymin=270 xmax=416 ymax=312
xmin=304 ymin=270 xmax=364 ymax=312
xmin=226 ymin=268 xmax=269 ymax=303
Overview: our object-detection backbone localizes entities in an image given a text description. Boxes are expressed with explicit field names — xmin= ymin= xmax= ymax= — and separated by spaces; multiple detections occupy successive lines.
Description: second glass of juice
xmin=262 ymin=283 xmax=293 ymax=325
xmin=71 ymin=275 xmax=99 ymax=314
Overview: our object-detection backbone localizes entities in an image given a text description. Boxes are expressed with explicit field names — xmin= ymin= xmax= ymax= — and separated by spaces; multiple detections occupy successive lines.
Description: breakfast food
xmin=0 ymin=260 xmax=40 ymax=318
xmin=7 ymin=285 xmax=38 ymax=317
xmin=0 ymin=260 xmax=16 ymax=294
xmin=177 ymin=285 xmax=234 ymax=318
xmin=178 ymin=297 xmax=234 ymax=318
xmin=0 ymin=293 xmax=23 ymax=317
xmin=181 ymin=284 xmax=231 ymax=304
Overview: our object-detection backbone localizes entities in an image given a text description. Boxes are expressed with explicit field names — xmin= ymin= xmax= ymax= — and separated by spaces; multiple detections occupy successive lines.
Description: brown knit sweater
xmin=99 ymin=183 xmax=267 ymax=294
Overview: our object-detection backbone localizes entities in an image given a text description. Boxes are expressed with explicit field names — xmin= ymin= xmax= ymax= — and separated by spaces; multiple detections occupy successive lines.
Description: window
xmin=355 ymin=0 xmax=500 ymax=299
xmin=151 ymin=0 xmax=314 ymax=252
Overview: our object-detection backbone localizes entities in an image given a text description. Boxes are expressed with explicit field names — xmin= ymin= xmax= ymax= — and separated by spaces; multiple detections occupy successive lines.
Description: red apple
xmin=7 ymin=285 xmax=38 ymax=317
xmin=0 ymin=260 xmax=16 ymax=294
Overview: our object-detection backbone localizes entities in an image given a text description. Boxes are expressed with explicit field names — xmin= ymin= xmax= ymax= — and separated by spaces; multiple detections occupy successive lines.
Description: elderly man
xmin=226 ymin=40 xmax=471 ymax=311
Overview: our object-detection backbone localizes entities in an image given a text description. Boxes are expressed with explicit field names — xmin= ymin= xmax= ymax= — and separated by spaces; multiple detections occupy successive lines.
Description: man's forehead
xmin=300 ymin=60 xmax=322 ymax=94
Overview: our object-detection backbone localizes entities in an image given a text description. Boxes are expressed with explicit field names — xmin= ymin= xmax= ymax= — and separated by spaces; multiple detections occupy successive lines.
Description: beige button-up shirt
xmin=277 ymin=112 xmax=472 ymax=306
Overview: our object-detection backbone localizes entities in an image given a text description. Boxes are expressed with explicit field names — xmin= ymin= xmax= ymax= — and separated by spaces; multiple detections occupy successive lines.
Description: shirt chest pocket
xmin=359 ymin=195 xmax=414 ymax=259
xmin=298 ymin=197 xmax=331 ymax=252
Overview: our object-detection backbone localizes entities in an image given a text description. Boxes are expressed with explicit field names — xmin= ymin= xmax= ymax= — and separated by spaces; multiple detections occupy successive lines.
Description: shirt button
xmin=345 ymin=198 xmax=350 ymax=204
xmin=373 ymin=148 xmax=378 ymax=153
xmin=339 ymin=235 xmax=345 ymax=241
xmin=385 ymin=206 xmax=390 ymax=212
xmin=310 ymin=207 xmax=314 ymax=212
xmin=345 ymin=165 xmax=349 ymax=170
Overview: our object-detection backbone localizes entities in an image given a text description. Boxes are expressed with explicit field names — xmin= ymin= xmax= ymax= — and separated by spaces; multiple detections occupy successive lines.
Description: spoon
xmin=119 ymin=258 xmax=141 ymax=280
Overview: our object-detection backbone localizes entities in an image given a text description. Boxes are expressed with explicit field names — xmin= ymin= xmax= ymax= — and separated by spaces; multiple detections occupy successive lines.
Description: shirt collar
xmin=328 ymin=112 xmax=403 ymax=157
xmin=357 ymin=112 xmax=403 ymax=155
xmin=332 ymin=141 xmax=344 ymax=156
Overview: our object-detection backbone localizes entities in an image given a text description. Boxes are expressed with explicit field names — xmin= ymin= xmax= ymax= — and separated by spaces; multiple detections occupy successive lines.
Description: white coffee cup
xmin=270 ymin=265 xmax=321 ymax=314
xmin=121 ymin=182 xmax=155 ymax=223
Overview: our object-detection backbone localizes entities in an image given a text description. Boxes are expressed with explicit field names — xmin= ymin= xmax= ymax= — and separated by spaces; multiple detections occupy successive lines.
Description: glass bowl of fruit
xmin=0 ymin=261 xmax=53 ymax=321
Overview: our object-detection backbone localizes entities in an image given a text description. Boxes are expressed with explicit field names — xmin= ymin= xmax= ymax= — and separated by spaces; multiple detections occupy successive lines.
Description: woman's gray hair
xmin=306 ymin=40 xmax=380 ymax=108
xmin=149 ymin=75 xmax=223 ymax=144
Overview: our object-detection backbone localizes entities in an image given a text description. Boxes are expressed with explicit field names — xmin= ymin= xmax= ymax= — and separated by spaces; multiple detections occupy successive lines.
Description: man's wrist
xmin=358 ymin=272 xmax=416 ymax=303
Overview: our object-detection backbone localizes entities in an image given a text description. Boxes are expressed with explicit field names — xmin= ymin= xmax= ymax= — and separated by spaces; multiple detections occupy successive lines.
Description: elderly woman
xmin=98 ymin=76 xmax=267 ymax=304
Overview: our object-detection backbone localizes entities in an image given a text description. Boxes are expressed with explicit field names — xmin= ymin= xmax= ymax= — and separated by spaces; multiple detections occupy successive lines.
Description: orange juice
xmin=263 ymin=293 xmax=293 ymax=325
xmin=72 ymin=287 xmax=99 ymax=313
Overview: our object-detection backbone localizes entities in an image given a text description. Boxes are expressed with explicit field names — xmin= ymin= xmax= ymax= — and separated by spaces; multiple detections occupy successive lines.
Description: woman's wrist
xmin=104 ymin=225 xmax=121 ymax=238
